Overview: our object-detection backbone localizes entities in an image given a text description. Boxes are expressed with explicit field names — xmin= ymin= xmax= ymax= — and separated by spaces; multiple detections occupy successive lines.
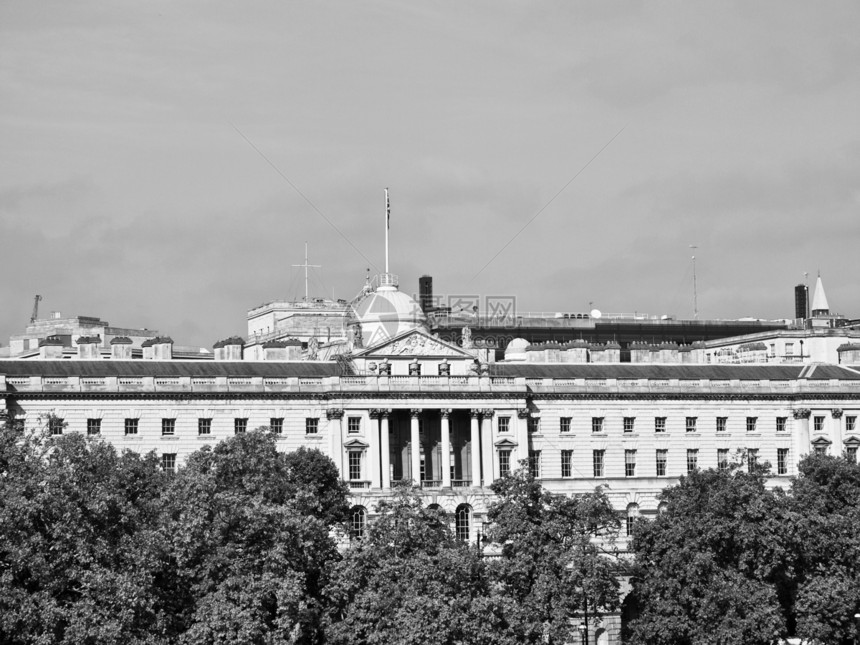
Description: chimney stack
xmin=110 ymin=336 xmax=133 ymax=359
xmin=39 ymin=336 xmax=64 ymax=359
xmin=76 ymin=335 xmax=101 ymax=360
xmin=142 ymin=337 xmax=173 ymax=360
xmin=214 ymin=337 xmax=244 ymax=361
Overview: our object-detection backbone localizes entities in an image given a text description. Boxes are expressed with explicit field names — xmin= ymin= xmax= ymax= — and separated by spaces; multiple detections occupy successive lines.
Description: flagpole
xmin=384 ymin=188 xmax=390 ymax=275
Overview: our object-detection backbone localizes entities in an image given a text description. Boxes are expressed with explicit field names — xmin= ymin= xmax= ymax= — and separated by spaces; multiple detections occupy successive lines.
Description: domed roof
xmin=352 ymin=286 xmax=427 ymax=347
xmin=504 ymin=338 xmax=530 ymax=361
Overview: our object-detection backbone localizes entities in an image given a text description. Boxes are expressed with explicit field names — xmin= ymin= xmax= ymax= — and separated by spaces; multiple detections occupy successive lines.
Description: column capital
xmin=326 ymin=408 xmax=344 ymax=420
xmin=481 ymin=408 xmax=495 ymax=418
xmin=410 ymin=408 xmax=423 ymax=418
xmin=369 ymin=408 xmax=392 ymax=419
xmin=832 ymin=408 xmax=844 ymax=419
xmin=793 ymin=408 xmax=812 ymax=420
xmin=517 ymin=408 xmax=531 ymax=419
xmin=440 ymin=408 xmax=453 ymax=418
xmin=470 ymin=408 xmax=481 ymax=418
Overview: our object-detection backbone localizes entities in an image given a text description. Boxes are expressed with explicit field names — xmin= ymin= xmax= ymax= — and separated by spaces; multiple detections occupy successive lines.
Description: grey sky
xmin=1 ymin=1 xmax=858 ymax=348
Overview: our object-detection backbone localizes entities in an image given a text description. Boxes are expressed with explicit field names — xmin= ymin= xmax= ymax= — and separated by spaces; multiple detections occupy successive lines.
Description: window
xmin=813 ymin=415 xmax=825 ymax=432
xmin=560 ymin=417 xmax=572 ymax=433
xmin=625 ymin=449 xmax=636 ymax=477
xmin=747 ymin=448 xmax=759 ymax=472
xmin=48 ymin=417 xmax=64 ymax=435
xmin=814 ymin=444 xmax=827 ymax=456
xmin=686 ymin=449 xmax=698 ymax=474
xmin=348 ymin=416 xmax=361 ymax=434
xmin=685 ymin=417 xmax=697 ymax=433
xmin=777 ymin=448 xmax=789 ymax=475
xmin=718 ymin=448 xmax=729 ymax=471
xmin=455 ymin=504 xmax=472 ymax=542
xmin=847 ymin=446 xmax=858 ymax=464
xmin=847 ymin=416 xmax=857 ymax=432
xmin=499 ymin=449 xmax=512 ymax=476
xmin=306 ymin=418 xmax=319 ymax=435
xmin=161 ymin=453 xmax=176 ymax=473
xmin=270 ymin=417 xmax=284 ymax=434
xmin=561 ymin=450 xmax=573 ymax=478
xmin=656 ymin=449 xmax=667 ymax=476
xmin=785 ymin=342 xmax=794 ymax=356
xmin=350 ymin=506 xmax=366 ymax=539
xmin=87 ymin=418 xmax=101 ymax=436
xmin=348 ymin=451 xmax=362 ymax=480
xmin=654 ymin=417 xmax=666 ymax=433
xmin=776 ymin=417 xmax=787 ymax=432
xmin=161 ymin=418 xmax=175 ymax=436
xmin=234 ymin=418 xmax=248 ymax=434
xmin=716 ymin=416 xmax=728 ymax=433
xmin=746 ymin=417 xmax=758 ymax=432
xmin=527 ymin=417 xmax=541 ymax=433
xmin=124 ymin=418 xmax=138 ymax=436
xmin=626 ymin=504 xmax=639 ymax=537
xmin=593 ymin=450 xmax=605 ymax=477
xmin=528 ymin=450 xmax=541 ymax=478
xmin=198 ymin=418 xmax=212 ymax=436
xmin=498 ymin=416 xmax=511 ymax=433
xmin=623 ymin=417 xmax=635 ymax=433
xmin=591 ymin=417 xmax=605 ymax=433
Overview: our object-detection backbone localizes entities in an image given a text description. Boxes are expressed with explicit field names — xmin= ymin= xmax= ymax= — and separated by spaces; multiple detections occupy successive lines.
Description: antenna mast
xmin=690 ymin=245 xmax=698 ymax=320
xmin=292 ymin=242 xmax=320 ymax=302
xmin=384 ymin=188 xmax=390 ymax=275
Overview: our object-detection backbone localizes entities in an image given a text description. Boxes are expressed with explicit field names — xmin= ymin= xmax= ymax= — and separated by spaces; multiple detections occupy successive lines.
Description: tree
xmin=626 ymin=462 xmax=793 ymax=645
xmin=486 ymin=466 xmax=623 ymax=644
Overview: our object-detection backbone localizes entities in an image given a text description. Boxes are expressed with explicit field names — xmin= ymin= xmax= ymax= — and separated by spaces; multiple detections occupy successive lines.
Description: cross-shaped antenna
xmin=292 ymin=242 xmax=321 ymax=301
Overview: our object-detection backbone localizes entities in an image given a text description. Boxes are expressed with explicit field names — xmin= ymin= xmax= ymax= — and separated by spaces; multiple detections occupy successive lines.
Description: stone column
xmin=366 ymin=411 xmax=381 ymax=490
xmin=410 ymin=408 xmax=423 ymax=485
xmin=480 ymin=409 xmax=495 ymax=484
xmin=470 ymin=409 xmax=481 ymax=487
xmin=516 ymin=408 xmax=531 ymax=465
xmin=326 ymin=408 xmax=345 ymax=479
xmin=441 ymin=409 xmax=452 ymax=488
xmin=832 ymin=408 xmax=844 ymax=455
xmin=793 ymin=408 xmax=811 ymax=467
xmin=379 ymin=409 xmax=392 ymax=489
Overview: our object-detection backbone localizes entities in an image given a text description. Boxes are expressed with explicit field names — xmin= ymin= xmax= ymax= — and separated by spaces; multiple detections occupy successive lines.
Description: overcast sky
xmin=1 ymin=1 xmax=858 ymax=348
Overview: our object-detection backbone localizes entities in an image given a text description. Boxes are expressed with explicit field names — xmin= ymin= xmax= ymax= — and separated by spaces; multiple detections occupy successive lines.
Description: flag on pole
xmin=385 ymin=188 xmax=390 ymax=229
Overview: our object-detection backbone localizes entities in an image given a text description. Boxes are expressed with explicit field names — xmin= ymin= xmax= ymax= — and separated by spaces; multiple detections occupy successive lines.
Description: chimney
xmin=110 ymin=336 xmax=133 ymax=359
xmin=142 ymin=337 xmax=173 ymax=360
xmin=794 ymin=284 xmax=809 ymax=320
xmin=262 ymin=340 xmax=289 ymax=361
xmin=419 ymin=275 xmax=433 ymax=313
xmin=213 ymin=337 xmax=244 ymax=361
xmin=76 ymin=335 xmax=101 ymax=360
xmin=39 ymin=336 xmax=64 ymax=359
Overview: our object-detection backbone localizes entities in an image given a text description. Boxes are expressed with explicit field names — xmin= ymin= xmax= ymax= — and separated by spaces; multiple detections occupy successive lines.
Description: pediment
xmin=494 ymin=438 xmax=519 ymax=448
xmin=343 ymin=438 xmax=370 ymax=449
xmin=844 ymin=436 xmax=860 ymax=446
xmin=355 ymin=329 xmax=473 ymax=359
xmin=811 ymin=436 xmax=832 ymax=446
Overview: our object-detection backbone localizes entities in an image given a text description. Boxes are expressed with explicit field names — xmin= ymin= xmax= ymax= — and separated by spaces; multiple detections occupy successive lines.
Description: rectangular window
xmin=716 ymin=416 xmax=728 ymax=433
xmin=499 ymin=449 xmax=512 ymax=476
xmin=686 ymin=449 xmax=698 ymax=474
xmin=348 ymin=451 xmax=362 ymax=480
xmin=348 ymin=416 xmax=361 ymax=434
xmin=593 ymin=450 xmax=605 ymax=477
xmin=86 ymin=418 xmax=101 ymax=436
xmin=234 ymin=418 xmax=248 ymax=434
xmin=498 ymin=416 xmax=511 ymax=433
xmin=776 ymin=417 xmax=787 ymax=432
xmin=161 ymin=453 xmax=176 ymax=473
xmin=847 ymin=416 xmax=857 ymax=432
xmin=654 ymin=417 xmax=666 ymax=433
xmin=591 ymin=417 xmax=604 ymax=433
xmin=847 ymin=446 xmax=858 ymax=464
xmin=718 ymin=448 xmax=729 ymax=471
xmin=656 ymin=449 xmax=667 ymax=476
xmin=270 ymin=417 xmax=284 ymax=434
xmin=746 ymin=417 xmax=758 ymax=433
xmin=686 ymin=417 xmax=698 ymax=433
xmin=305 ymin=418 xmax=319 ymax=435
xmin=48 ymin=417 xmax=64 ymax=435
xmin=561 ymin=450 xmax=573 ymax=478
xmin=528 ymin=450 xmax=541 ymax=478
xmin=814 ymin=445 xmax=827 ymax=456
xmin=528 ymin=417 xmax=541 ymax=434
xmin=813 ymin=415 xmax=825 ymax=432
xmin=625 ymin=449 xmax=636 ymax=477
xmin=777 ymin=448 xmax=789 ymax=475
xmin=161 ymin=418 xmax=175 ymax=436
xmin=198 ymin=418 xmax=212 ymax=436
xmin=747 ymin=448 xmax=759 ymax=472
xmin=124 ymin=418 xmax=138 ymax=436
xmin=560 ymin=417 xmax=572 ymax=433
xmin=785 ymin=342 xmax=794 ymax=356
xmin=623 ymin=417 xmax=635 ymax=433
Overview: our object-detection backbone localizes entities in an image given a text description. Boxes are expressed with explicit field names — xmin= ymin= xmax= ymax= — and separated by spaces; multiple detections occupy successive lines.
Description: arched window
xmin=657 ymin=501 xmax=668 ymax=515
xmin=455 ymin=504 xmax=471 ymax=542
xmin=626 ymin=503 xmax=639 ymax=536
xmin=350 ymin=505 xmax=367 ymax=540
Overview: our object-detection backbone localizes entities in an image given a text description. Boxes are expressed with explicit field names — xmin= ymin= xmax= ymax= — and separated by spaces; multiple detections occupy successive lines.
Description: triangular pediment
xmin=355 ymin=328 xmax=474 ymax=359
xmin=494 ymin=438 xmax=519 ymax=448
xmin=811 ymin=436 xmax=832 ymax=446
xmin=844 ymin=436 xmax=860 ymax=446
xmin=343 ymin=438 xmax=370 ymax=449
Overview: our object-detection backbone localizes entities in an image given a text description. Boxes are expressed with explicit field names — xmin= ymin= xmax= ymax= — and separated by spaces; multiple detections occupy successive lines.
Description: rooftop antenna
xmin=292 ymin=242 xmax=320 ymax=302
xmin=690 ymin=245 xmax=698 ymax=320
xmin=385 ymin=188 xmax=390 ymax=275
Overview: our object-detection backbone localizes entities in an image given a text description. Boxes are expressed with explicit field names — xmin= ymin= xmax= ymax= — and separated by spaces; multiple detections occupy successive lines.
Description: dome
xmin=504 ymin=338 xmax=530 ymax=361
xmin=352 ymin=286 xmax=427 ymax=347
